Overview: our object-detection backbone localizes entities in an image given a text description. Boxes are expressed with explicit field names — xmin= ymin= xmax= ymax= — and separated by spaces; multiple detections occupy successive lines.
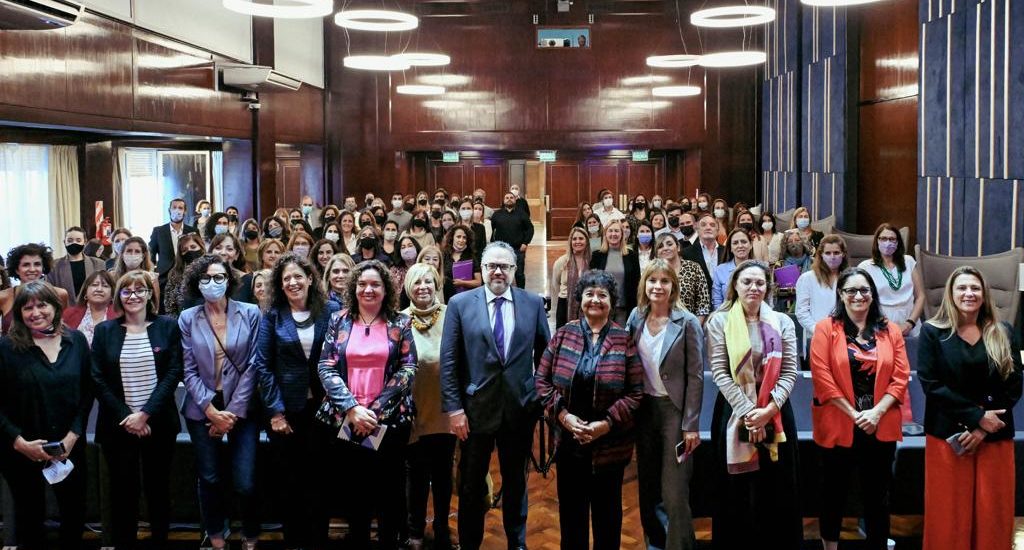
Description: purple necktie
xmin=492 ymin=296 xmax=506 ymax=360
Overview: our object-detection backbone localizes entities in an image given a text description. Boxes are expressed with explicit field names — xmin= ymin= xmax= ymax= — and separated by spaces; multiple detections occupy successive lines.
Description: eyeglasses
xmin=483 ymin=263 xmax=516 ymax=273
xmin=841 ymin=287 xmax=872 ymax=298
xmin=119 ymin=288 xmax=151 ymax=299
xmin=877 ymin=236 xmax=899 ymax=243
xmin=199 ymin=274 xmax=228 ymax=284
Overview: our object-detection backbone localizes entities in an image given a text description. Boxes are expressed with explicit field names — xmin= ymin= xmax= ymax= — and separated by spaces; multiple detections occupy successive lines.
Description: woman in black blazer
xmin=90 ymin=271 xmax=183 ymax=549
xmin=253 ymin=253 xmax=340 ymax=549
xmin=589 ymin=219 xmax=640 ymax=325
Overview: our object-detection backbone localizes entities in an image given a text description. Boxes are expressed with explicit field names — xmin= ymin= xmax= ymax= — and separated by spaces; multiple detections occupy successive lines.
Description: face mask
xmin=697 ymin=201 xmax=708 ymax=210
xmin=65 ymin=243 xmax=84 ymax=256
xmin=680 ymin=202 xmax=691 ymax=211
xmin=268 ymin=227 xmax=283 ymax=238
xmin=243 ymin=229 xmax=259 ymax=240
xmin=460 ymin=209 xmax=473 ymax=221
xmin=401 ymin=247 xmax=418 ymax=261
xmin=199 ymin=279 xmax=228 ymax=302
xmin=622 ymin=228 xmax=631 ymax=240
xmin=602 ymin=197 xmax=613 ymax=208
xmin=430 ymin=211 xmax=442 ymax=220
xmin=796 ymin=217 xmax=810 ymax=229
xmin=787 ymin=243 xmax=805 ymax=256
xmin=182 ymin=250 xmax=203 ymax=264
xmin=635 ymin=201 xmax=646 ymax=208
xmin=324 ymin=215 xmax=337 ymax=224
xmin=214 ymin=225 xmax=228 ymax=235
xmin=383 ymin=230 xmax=398 ymax=241
xmin=739 ymin=222 xmax=754 ymax=232
xmin=510 ymin=188 xmax=521 ymax=197
xmin=228 ymin=214 xmax=238 ymax=223
xmin=823 ymin=254 xmax=844 ymax=270
xmin=392 ymin=200 xmax=403 ymax=210
xmin=667 ymin=216 xmax=680 ymax=228
xmin=301 ymin=205 xmax=313 ymax=216
xmin=359 ymin=237 xmax=377 ymax=250
xmin=680 ymin=225 xmax=696 ymax=237
xmin=412 ymin=219 xmax=428 ymax=230
xmin=879 ymin=241 xmax=898 ymax=256
xmin=112 ymin=241 xmax=125 ymax=255
xmin=324 ymin=231 xmax=340 ymax=242
xmin=200 ymin=208 xmax=211 ymax=217
xmin=442 ymin=221 xmax=454 ymax=231
xmin=170 ymin=210 xmax=184 ymax=223
xmin=373 ymin=215 xmax=386 ymax=226
xmin=714 ymin=208 xmax=727 ymax=219
xmin=762 ymin=221 xmax=774 ymax=232
xmin=638 ymin=234 xmax=653 ymax=245
xmin=123 ymin=253 xmax=143 ymax=269
xmin=292 ymin=245 xmax=310 ymax=257
xmin=587 ymin=225 xmax=600 ymax=234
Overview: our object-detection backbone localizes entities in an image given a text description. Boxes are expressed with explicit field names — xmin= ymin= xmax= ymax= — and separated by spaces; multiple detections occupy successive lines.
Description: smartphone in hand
xmin=675 ymin=441 xmax=690 ymax=464
xmin=41 ymin=441 xmax=66 ymax=457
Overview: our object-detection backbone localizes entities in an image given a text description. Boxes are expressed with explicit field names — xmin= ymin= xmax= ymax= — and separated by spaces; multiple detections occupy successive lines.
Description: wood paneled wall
xmin=327 ymin=3 xmax=759 ymax=206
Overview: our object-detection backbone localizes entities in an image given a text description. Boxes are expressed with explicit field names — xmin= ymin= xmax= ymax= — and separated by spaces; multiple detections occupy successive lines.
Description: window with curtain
xmin=121 ymin=148 xmax=221 ymax=241
xmin=0 ymin=144 xmax=51 ymax=252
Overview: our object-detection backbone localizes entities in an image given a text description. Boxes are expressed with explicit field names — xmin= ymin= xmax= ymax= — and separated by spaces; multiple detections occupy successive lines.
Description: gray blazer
xmin=48 ymin=255 xmax=107 ymax=305
xmin=178 ymin=299 xmax=261 ymax=421
xmin=626 ymin=307 xmax=705 ymax=431
xmin=439 ymin=286 xmax=551 ymax=434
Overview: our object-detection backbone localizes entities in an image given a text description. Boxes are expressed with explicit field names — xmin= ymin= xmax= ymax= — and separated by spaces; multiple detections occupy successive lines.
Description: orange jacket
xmin=810 ymin=318 xmax=910 ymax=447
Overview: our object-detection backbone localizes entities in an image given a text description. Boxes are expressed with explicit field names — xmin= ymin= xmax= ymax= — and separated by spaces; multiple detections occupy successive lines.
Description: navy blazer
xmin=179 ymin=300 xmax=261 ymax=421
xmin=90 ymin=315 xmax=184 ymax=443
xmin=148 ymin=222 xmax=198 ymax=279
xmin=439 ymin=286 xmax=551 ymax=434
xmin=254 ymin=301 xmax=340 ymax=416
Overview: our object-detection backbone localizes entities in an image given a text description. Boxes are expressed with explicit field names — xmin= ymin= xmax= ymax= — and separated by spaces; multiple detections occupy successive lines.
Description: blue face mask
xmin=301 ymin=205 xmax=313 ymax=215
xmin=637 ymin=233 xmax=653 ymax=245
xmin=214 ymin=225 xmax=228 ymax=235
xmin=199 ymin=280 xmax=228 ymax=302
xmin=796 ymin=217 xmax=810 ymax=229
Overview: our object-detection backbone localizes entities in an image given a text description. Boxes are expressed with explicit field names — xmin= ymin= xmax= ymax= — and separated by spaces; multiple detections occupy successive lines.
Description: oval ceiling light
xmin=334 ymin=9 xmax=418 ymax=31
xmin=699 ymin=50 xmax=767 ymax=68
xmin=223 ymin=0 xmax=332 ymax=18
xmin=652 ymin=85 xmax=702 ymax=97
xmin=801 ymin=0 xmax=883 ymax=5
xmin=397 ymin=84 xmax=445 ymax=95
xmin=690 ymin=6 xmax=775 ymax=28
xmin=391 ymin=52 xmax=451 ymax=67
xmin=646 ymin=54 xmax=702 ymax=68
xmin=343 ymin=55 xmax=411 ymax=71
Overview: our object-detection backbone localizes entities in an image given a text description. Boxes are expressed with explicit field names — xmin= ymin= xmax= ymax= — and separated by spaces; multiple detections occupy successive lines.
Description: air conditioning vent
xmin=0 ymin=0 xmax=82 ymax=30
xmin=218 ymin=64 xmax=302 ymax=93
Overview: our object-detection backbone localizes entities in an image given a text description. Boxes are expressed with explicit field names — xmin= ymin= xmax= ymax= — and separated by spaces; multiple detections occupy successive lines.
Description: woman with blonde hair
xmin=918 ymin=266 xmax=1022 ymax=550
xmin=790 ymin=206 xmax=823 ymax=252
xmin=322 ymin=253 xmax=355 ymax=307
xmin=588 ymin=219 xmax=639 ymax=325
xmin=416 ymin=245 xmax=445 ymax=302
xmin=550 ymin=226 xmax=592 ymax=328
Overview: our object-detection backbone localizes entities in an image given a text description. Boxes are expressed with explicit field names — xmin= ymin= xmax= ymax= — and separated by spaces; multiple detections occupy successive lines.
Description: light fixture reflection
xmin=397 ymin=84 xmax=445 ymax=95
xmin=391 ymin=53 xmax=451 ymax=67
xmin=620 ymin=75 xmax=672 ymax=86
xmin=690 ymin=6 xmax=775 ymax=28
xmin=628 ymin=100 xmax=673 ymax=110
xmin=699 ymin=51 xmax=767 ymax=68
xmin=222 ymin=0 xmax=332 ymax=18
xmin=800 ymin=0 xmax=884 ymax=5
xmin=334 ymin=9 xmax=418 ymax=31
xmin=419 ymin=74 xmax=471 ymax=86
xmin=646 ymin=54 xmax=701 ymax=68
xmin=343 ymin=55 xmax=411 ymax=71
xmin=652 ymin=85 xmax=702 ymax=97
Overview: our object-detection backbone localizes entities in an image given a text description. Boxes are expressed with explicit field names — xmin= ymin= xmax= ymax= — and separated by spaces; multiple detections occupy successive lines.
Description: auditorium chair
xmin=832 ymin=227 xmax=911 ymax=266
xmin=774 ymin=207 xmax=796 ymax=228
xmin=809 ymin=214 xmax=835 ymax=235
xmin=914 ymin=244 xmax=1023 ymax=328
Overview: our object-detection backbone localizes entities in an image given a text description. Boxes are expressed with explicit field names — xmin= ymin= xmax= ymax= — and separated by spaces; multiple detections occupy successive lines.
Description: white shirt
xmin=484 ymin=285 xmax=515 ymax=360
xmin=700 ymin=241 xmax=719 ymax=272
xmin=637 ymin=323 xmax=669 ymax=397
xmin=594 ymin=206 xmax=626 ymax=227
xmin=794 ymin=271 xmax=838 ymax=355
xmin=293 ymin=311 xmax=315 ymax=359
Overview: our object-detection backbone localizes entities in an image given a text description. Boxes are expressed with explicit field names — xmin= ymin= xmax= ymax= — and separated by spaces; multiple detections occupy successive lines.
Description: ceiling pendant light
xmin=690 ymin=6 xmax=775 ymax=28
xmin=391 ymin=53 xmax=451 ymax=67
xmin=800 ymin=0 xmax=884 ymax=5
xmin=652 ymin=85 xmax=702 ymax=97
xmin=223 ymin=0 xmax=332 ymax=18
xmin=397 ymin=84 xmax=445 ymax=95
xmin=334 ymin=9 xmax=418 ymax=31
xmin=343 ymin=55 xmax=411 ymax=71
xmin=699 ymin=51 xmax=767 ymax=68
xmin=645 ymin=54 xmax=701 ymax=68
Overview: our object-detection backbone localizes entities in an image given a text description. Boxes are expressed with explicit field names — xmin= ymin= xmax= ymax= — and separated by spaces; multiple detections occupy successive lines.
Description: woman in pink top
xmin=315 ymin=259 xmax=418 ymax=550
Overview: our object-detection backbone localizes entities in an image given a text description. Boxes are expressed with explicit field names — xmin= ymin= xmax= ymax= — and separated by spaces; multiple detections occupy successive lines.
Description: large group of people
xmin=0 ymin=188 xmax=1019 ymax=550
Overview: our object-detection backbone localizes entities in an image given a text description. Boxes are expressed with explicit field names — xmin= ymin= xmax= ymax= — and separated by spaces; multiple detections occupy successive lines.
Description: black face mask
xmin=667 ymin=216 xmax=680 ymax=228
xmin=680 ymin=225 xmax=696 ymax=237
xmin=374 ymin=215 xmax=386 ymax=225
xmin=431 ymin=211 xmax=442 ymax=220
xmin=65 ymin=243 xmax=85 ymax=256
xmin=681 ymin=203 xmax=691 ymax=212
xmin=324 ymin=215 xmax=337 ymax=224
xmin=739 ymin=222 xmax=754 ymax=232
xmin=359 ymin=237 xmax=378 ymax=250
xmin=418 ymin=199 xmax=428 ymax=206
xmin=182 ymin=250 xmax=202 ymax=264
xmin=412 ymin=219 xmax=428 ymax=230
xmin=404 ymin=202 xmax=415 ymax=212
xmin=243 ymin=229 xmax=259 ymax=240
xmin=228 ymin=214 xmax=238 ymax=223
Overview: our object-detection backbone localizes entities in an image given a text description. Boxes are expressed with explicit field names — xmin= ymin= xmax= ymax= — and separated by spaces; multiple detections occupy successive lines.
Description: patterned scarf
xmin=724 ymin=300 xmax=787 ymax=474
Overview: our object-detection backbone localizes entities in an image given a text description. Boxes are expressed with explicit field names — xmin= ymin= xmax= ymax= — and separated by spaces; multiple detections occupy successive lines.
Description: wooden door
xmin=546 ymin=162 xmax=584 ymax=241
xmin=625 ymin=160 xmax=661 ymax=203
xmin=275 ymin=158 xmax=302 ymax=208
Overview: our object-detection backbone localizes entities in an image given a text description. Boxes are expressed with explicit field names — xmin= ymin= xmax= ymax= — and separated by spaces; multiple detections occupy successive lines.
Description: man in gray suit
xmin=440 ymin=241 xmax=551 ymax=550
xmin=47 ymin=226 xmax=106 ymax=306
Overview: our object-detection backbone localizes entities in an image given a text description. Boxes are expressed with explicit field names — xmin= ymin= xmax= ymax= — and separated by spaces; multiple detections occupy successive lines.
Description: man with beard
xmin=489 ymin=193 xmax=534 ymax=289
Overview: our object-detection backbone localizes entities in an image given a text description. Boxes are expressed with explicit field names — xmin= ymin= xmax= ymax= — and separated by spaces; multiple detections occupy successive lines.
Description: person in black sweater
xmin=0 ymin=281 xmax=92 ymax=549
xmin=917 ymin=265 xmax=1023 ymax=550
xmin=490 ymin=192 xmax=534 ymax=289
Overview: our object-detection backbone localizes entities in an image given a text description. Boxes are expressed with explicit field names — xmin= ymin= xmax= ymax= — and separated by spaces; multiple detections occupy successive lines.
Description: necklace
xmin=292 ymin=310 xmax=315 ymax=329
xmin=879 ymin=264 xmax=903 ymax=291
xmin=410 ymin=308 xmax=441 ymax=331
xmin=358 ymin=313 xmax=378 ymax=336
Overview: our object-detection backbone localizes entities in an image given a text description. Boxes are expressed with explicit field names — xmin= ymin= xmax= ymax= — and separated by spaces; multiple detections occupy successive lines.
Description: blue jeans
xmin=185 ymin=417 xmax=261 ymax=539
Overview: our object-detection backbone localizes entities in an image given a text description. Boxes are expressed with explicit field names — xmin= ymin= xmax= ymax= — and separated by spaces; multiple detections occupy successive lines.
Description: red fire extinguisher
xmin=97 ymin=217 xmax=112 ymax=246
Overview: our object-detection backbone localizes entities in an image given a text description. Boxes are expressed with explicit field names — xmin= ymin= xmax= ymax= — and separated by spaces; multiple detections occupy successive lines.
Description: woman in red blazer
xmin=61 ymin=270 xmax=117 ymax=346
xmin=810 ymin=267 xmax=909 ymax=550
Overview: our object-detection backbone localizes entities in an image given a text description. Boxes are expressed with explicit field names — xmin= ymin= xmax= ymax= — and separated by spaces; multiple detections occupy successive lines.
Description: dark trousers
xmin=555 ymin=447 xmax=625 ymax=550
xmin=818 ymin=431 xmax=897 ymax=549
xmin=267 ymin=403 xmax=328 ymax=548
xmin=329 ymin=424 xmax=409 ymax=550
xmin=1 ymin=443 xmax=86 ymax=550
xmin=514 ymin=250 xmax=526 ymax=288
xmin=555 ymin=297 xmax=568 ymax=330
xmin=635 ymin=396 xmax=695 ymax=550
xmin=101 ymin=431 xmax=176 ymax=548
xmin=406 ymin=433 xmax=457 ymax=544
xmin=458 ymin=421 xmax=534 ymax=550
xmin=185 ymin=416 xmax=260 ymax=540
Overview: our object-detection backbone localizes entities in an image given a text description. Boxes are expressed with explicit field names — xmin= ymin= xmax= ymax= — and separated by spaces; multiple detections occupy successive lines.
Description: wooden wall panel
xmin=626 ymin=161 xmax=660 ymax=201
xmin=274 ymin=85 xmax=324 ymax=145
xmin=471 ymin=164 xmax=503 ymax=201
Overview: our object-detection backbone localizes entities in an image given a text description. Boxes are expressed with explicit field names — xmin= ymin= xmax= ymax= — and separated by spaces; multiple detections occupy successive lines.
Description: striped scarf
xmin=724 ymin=301 xmax=787 ymax=474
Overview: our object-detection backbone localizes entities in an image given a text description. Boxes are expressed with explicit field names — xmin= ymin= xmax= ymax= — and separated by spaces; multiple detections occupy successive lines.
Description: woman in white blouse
xmin=858 ymin=224 xmax=925 ymax=338
xmin=795 ymin=235 xmax=849 ymax=357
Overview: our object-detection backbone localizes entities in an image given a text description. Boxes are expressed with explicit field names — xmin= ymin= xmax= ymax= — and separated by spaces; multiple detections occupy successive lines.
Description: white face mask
xmin=324 ymin=231 xmax=340 ymax=242
xmin=392 ymin=200 xmax=403 ymax=209
xmin=602 ymin=197 xmax=613 ymax=208
xmin=510 ymin=188 xmax=520 ymax=197
xmin=761 ymin=221 xmax=774 ymax=231
xmin=714 ymin=208 xmax=727 ymax=219
xmin=697 ymin=201 xmax=708 ymax=210
xmin=459 ymin=209 xmax=473 ymax=221
xmin=123 ymin=253 xmax=143 ymax=269
xmin=292 ymin=245 xmax=310 ymax=257
xmin=383 ymin=230 xmax=398 ymax=241
xmin=651 ymin=200 xmax=662 ymax=209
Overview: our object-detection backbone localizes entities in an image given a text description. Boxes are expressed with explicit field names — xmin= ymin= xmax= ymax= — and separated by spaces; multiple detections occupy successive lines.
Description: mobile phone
xmin=675 ymin=441 xmax=690 ymax=464
xmin=945 ymin=432 xmax=968 ymax=456
xmin=41 ymin=441 xmax=65 ymax=457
